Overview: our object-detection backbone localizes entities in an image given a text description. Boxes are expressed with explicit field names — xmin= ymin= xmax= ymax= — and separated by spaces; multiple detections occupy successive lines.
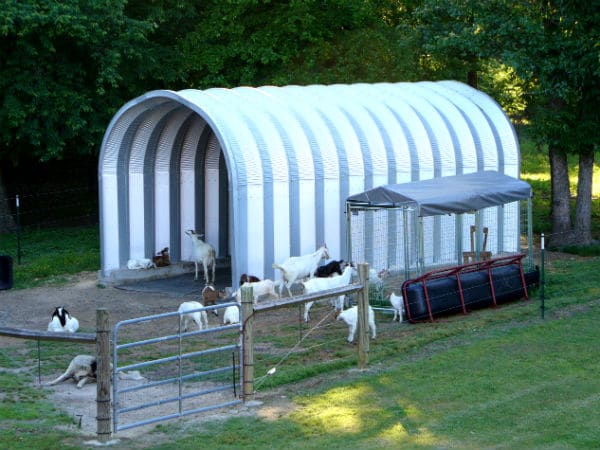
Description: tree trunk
xmin=574 ymin=146 xmax=594 ymax=245
xmin=548 ymin=145 xmax=575 ymax=248
xmin=0 ymin=168 xmax=17 ymax=233
xmin=467 ymin=69 xmax=478 ymax=89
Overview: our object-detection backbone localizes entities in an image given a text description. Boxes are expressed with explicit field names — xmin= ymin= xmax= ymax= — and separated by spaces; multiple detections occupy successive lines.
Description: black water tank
xmin=0 ymin=255 xmax=13 ymax=290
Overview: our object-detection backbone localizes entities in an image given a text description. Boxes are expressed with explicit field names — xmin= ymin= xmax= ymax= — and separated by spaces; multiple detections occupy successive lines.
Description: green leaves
xmin=0 ymin=0 xmax=152 ymax=162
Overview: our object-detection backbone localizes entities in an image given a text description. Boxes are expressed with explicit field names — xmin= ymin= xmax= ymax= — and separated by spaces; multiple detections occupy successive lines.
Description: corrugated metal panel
xmin=98 ymin=81 xmax=521 ymax=286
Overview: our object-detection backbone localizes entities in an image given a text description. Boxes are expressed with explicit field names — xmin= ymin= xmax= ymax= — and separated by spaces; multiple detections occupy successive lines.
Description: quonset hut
xmin=98 ymin=80 xmax=521 ymax=286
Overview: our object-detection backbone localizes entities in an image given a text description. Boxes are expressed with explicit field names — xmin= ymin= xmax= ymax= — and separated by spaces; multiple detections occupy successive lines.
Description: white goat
xmin=272 ymin=245 xmax=329 ymax=296
xmin=177 ymin=301 xmax=209 ymax=332
xmin=234 ymin=279 xmax=280 ymax=304
xmin=302 ymin=264 xmax=354 ymax=322
xmin=47 ymin=307 xmax=79 ymax=333
xmin=46 ymin=354 xmax=97 ymax=388
xmin=185 ymin=230 xmax=216 ymax=284
xmin=389 ymin=292 xmax=405 ymax=323
xmin=336 ymin=305 xmax=377 ymax=343
xmin=223 ymin=304 xmax=240 ymax=325
xmin=127 ymin=258 xmax=156 ymax=270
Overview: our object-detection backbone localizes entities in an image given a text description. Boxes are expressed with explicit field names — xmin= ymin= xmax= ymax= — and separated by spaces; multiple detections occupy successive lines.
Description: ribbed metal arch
xmin=98 ymin=81 xmax=522 ymax=287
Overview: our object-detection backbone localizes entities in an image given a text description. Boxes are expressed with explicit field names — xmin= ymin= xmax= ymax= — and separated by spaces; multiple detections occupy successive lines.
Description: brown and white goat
xmin=239 ymin=273 xmax=260 ymax=286
xmin=153 ymin=247 xmax=170 ymax=267
xmin=202 ymin=284 xmax=226 ymax=316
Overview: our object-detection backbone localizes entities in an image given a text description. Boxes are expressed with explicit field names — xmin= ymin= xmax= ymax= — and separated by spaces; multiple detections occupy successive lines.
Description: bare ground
xmin=0 ymin=272 xmax=301 ymax=447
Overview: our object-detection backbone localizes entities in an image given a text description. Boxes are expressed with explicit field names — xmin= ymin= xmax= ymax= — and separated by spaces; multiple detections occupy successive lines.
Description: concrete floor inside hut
xmin=115 ymin=266 xmax=234 ymax=298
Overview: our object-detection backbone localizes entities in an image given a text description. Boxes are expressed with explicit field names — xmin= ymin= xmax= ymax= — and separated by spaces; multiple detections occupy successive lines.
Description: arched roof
xmin=98 ymin=80 xmax=520 ymax=285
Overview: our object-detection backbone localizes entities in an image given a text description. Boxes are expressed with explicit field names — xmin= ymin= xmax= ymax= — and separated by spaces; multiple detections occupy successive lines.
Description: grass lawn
xmin=141 ymin=288 xmax=599 ymax=450
xmin=1 ymin=254 xmax=598 ymax=449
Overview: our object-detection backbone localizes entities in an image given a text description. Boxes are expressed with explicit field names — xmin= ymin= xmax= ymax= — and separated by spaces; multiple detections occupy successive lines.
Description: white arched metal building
xmin=98 ymin=80 xmax=521 ymax=285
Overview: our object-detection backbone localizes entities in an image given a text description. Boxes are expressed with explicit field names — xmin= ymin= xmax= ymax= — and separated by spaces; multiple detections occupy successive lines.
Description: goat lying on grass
xmin=178 ymin=301 xmax=209 ymax=331
xmin=272 ymin=244 xmax=329 ymax=296
xmin=302 ymin=264 xmax=354 ymax=322
xmin=47 ymin=307 xmax=79 ymax=333
xmin=185 ymin=230 xmax=216 ymax=284
xmin=336 ymin=305 xmax=377 ymax=343
xmin=46 ymin=355 xmax=97 ymax=388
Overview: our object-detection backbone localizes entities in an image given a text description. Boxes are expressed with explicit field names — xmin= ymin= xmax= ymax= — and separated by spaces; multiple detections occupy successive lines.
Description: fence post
xmin=96 ymin=308 xmax=111 ymax=442
xmin=241 ymin=286 xmax=254 ymax=402
xmin=357 ymin=263 xmax=370 ymax=370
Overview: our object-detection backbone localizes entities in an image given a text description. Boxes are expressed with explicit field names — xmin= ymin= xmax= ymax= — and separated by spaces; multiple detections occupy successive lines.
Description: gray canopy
xmin=346 ymin=171 xmax=532 ymax=217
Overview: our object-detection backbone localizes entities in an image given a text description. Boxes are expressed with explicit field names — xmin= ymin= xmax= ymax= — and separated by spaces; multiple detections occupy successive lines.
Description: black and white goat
xmin=302 ymin=264 xmax=355 ymax=322
xmin=47 ymin=307 xmax=79 ymax=333
xmin=315 ymin=259 xmax=345 ymax=278
xmin=239 ymin=273 xmax=260 ymax=286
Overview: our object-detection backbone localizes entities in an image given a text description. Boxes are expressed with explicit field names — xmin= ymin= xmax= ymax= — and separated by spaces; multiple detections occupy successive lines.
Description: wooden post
xmin=357 ymin=263 xmax=370 ymax=370
xmin=241 ymin=286 xmax=255 ymax=402
xmin=96 ymin=308 xmax=111 ymax=442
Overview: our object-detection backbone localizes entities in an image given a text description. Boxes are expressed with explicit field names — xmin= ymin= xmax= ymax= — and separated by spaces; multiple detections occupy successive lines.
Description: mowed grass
xmin=141 ymin=290 xmax=600 ymax=449
xmin=1 ymin=255 xmax=598 ymax=449
xmin=0 ymin=226 xmax=99 ymax=289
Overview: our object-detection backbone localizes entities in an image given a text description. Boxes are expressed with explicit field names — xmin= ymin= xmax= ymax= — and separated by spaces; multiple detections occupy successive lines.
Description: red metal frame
xmin=402 ymin=254 xmax=529 ymax=323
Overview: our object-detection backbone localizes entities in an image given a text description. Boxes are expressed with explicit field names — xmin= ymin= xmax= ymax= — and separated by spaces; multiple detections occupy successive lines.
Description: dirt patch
xmin=0 ymin=271 xmax=299 ymax=446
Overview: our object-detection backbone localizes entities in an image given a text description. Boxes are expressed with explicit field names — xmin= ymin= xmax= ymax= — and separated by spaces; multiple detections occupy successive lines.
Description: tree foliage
xmin=408 ymin=0 xmax=600 ymax=245
xmin=0 ymin=0 xmax=152 ymax=163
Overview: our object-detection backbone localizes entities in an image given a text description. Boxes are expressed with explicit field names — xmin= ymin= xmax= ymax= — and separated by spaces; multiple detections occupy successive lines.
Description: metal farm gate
xmin=112 ymin=302 xmax=242 ymax=432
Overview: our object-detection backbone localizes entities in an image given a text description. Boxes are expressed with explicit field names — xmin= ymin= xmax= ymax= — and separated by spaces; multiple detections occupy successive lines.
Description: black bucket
xmin=0 ymin=255 xmax=13 ymax=290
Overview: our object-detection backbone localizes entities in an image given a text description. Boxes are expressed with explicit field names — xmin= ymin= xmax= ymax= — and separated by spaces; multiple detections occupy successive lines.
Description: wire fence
xmin=0 ymin=238 xmax=597 ymax=439
xmin=0 ymin=188 xmax=99 ymax=267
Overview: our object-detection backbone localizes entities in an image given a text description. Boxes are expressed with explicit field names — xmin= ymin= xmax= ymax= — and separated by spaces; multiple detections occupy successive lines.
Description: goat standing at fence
xmin=272 ymin=244 xmax=329 ymax=296
xmin=202 ymin=284 xmax=225 ymax=316
xmin=178 ymin=301 xmax=209 ymax=331
xmin=47 ymin=307 xmax=79 ymax=333
xmin=234 ymin=279 xmax=280 ymax=304
xmin=336 ymin=305 xmax=377 ymax=343
xmin=239 ymin=273 xmax=260 ymax=286
xmin=389 ymin=292 xmax=405 ymax=323
xmin=185 ymin=230 xmax=216 ymax=284
xmin=315 ymin=259 xmax=345 ymax=278
xmin=46 ymin=354 xmax=97 ymax=388
xmin=223 ymin=304 xmax=240 ymax=325
xmin=302 ymin=264 xmax=355 ymax=322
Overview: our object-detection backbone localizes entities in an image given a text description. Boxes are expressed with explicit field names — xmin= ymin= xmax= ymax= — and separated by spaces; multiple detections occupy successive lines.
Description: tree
xmin=0 ymin=0 xmax=152 ymax=231
xmin=409 ymin=0 xmax=600 ymax=247
xmin=125 ymin=0 xmax=412 ymax=89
